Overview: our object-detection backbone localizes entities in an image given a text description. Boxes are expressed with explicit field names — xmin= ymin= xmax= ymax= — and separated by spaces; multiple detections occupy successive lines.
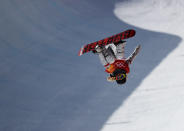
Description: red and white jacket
xmin=105 ymin=59 xmax=130 ymax=74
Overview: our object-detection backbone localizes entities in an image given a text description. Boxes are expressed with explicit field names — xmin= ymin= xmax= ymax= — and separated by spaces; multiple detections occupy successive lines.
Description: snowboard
xmin=78 ymin=29 xmax=136 ymax=56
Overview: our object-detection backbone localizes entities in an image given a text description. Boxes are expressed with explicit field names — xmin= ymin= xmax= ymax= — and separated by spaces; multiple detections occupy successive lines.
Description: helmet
xmin=112 ymin=69 xmax=127 ymax=85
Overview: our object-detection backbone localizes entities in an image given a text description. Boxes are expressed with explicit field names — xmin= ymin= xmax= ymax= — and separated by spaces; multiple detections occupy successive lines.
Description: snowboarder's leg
xmin=114 ymin=41 xmax=126 ymax=60
xmin=98 ymin=51 xmax=108 ymax=66
xmin=96 ymin=45 xmax=116 ymax=66
xmin=105 ymin=46 xmax=116 ymax=64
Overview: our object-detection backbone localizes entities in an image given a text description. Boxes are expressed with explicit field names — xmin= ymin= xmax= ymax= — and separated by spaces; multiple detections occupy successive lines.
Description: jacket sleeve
xmin=126 ymin=44 xmax=141 ymax=64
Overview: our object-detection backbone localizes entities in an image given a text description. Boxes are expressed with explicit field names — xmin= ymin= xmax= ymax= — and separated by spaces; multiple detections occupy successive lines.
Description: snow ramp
xmin=0 ymin=0 xmax=181 ymax=131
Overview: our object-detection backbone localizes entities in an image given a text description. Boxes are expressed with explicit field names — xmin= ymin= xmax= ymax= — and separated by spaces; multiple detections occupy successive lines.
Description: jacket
xmin=105 ymin=59 xmax=130 ymax=74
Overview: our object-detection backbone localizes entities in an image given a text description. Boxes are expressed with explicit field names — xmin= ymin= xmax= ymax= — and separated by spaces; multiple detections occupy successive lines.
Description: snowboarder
xmin=94 ymin=40 xmax=141 ymax=84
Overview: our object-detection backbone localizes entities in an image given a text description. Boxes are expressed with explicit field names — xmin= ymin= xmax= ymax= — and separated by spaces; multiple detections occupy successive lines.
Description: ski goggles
xmin=116 ymin=73 xmax=126 ymax=80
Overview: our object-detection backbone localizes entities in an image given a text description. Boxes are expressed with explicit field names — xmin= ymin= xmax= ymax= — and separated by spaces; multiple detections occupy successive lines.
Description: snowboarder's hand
xmin=107 ymin=76 xmax=116 ymax=82
xmin=135 ymin=44 xmax=141 ymax=55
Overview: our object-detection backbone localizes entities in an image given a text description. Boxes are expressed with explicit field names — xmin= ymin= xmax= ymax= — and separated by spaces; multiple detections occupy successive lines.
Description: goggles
xmin=116 ymin=73 xmax=126 ymax=80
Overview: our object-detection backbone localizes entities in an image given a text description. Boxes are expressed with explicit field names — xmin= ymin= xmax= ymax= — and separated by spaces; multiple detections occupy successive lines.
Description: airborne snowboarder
xmin=78 ymin=29 xmax=140 ymax=85
xmin=94 ymin=40 xmax=140 ymax=84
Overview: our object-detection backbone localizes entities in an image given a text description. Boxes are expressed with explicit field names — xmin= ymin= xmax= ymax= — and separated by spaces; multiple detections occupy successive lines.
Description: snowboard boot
xmin=92 ymin=45 xmax=103 ymax=54
xmin=114 ymin=40 xmax=126 ymax=46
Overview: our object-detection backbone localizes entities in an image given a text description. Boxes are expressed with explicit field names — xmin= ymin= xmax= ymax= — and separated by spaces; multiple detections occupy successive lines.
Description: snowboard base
xmin=78 ymin=29 xmax=136 ymax=56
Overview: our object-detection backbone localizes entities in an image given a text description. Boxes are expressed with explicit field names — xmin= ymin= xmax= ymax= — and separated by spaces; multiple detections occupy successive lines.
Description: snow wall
xmin=0 ymin=0 xmax=181 ymax=131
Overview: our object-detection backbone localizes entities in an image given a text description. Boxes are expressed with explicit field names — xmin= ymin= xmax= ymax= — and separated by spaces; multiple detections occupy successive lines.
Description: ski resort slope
xmin=0 ymin=0 xmax=183 ymax=131
xmin=102 ymin=0 xmax=184 ymax=131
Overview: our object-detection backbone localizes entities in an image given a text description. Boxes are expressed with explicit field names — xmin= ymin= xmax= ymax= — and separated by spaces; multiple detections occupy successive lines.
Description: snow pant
xmin=98 ymin=42 xmax=126 ymax=66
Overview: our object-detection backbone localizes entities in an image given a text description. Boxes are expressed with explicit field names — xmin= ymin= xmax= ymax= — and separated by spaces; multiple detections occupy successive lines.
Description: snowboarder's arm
xmin=126 ymin=45 xmax=141 ymax=64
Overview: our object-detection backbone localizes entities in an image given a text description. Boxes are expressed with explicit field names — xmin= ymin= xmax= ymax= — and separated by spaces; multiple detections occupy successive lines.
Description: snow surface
xmin=0 ymin=0 xmax=183 ymax=131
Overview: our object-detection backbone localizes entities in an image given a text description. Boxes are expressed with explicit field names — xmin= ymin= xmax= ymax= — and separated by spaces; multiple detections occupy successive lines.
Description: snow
xmin=0 ymin=0 xmax=184 ymax=131
xmin=102 ymin=0 xmax=184 ymax=131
